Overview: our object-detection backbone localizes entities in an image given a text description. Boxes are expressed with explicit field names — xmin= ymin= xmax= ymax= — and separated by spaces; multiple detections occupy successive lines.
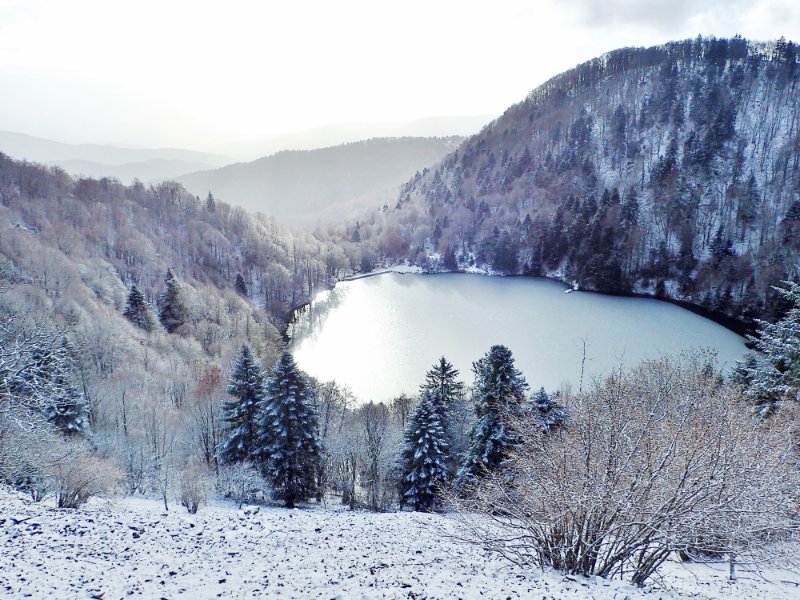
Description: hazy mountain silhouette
xmin=178 ymin=137 xmax=463 ymax=221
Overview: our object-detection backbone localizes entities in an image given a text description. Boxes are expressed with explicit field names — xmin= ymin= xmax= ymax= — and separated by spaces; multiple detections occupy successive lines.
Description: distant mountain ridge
xmin=361 ymin=36 xmax=800 ymax=325
xmin=178 ymin=136 xmax=463 ymax=222
xmin=223 ymin=115 xmax=493 ymax=160
xmin=0 ymin=130 xmax=231 ymax=166
xmin=0 ymin=130 xmax=231 ymax=183
xmin=52 ymin=158 xmax=217 ymax=185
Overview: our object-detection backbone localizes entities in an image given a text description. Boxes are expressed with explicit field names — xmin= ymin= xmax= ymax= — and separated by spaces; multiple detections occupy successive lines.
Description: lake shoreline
xmin=287 ymin=266 xmax=754 ymax=342
xmin=288 ymin=271 xmax=748 ymax=401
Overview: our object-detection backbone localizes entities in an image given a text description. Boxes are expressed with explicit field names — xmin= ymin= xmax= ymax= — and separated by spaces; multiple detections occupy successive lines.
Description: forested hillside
xmin=0 ymin=153 xmax=357 ymax=499
xmin=177 ymin=137 xmax=462 ymax=222
xmin=358 ymin=37 xmax=800 ymax=325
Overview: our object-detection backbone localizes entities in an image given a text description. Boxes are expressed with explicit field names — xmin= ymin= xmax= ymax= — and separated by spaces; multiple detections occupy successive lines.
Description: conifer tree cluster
xmin=399 ymin=350 xmax=569 ymax=511
xmin=419 ymin=356 xmax=464 ymax=476
xmin=219 ymin=346 xmax=320 ymax=507
xmin=122 ymin=284 xmax=157 ymax=332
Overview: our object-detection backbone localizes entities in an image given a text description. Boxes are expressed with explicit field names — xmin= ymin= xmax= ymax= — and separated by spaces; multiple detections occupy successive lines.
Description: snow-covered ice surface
xmin=2 ymin=486 xmax=799 ymax=599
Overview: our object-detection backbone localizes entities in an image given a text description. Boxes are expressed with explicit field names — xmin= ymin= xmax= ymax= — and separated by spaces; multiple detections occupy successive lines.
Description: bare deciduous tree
xmin=449 ymin=355 xmax=800 ymax=586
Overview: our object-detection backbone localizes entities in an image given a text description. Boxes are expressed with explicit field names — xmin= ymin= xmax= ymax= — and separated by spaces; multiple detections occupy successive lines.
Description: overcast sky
xmin=0 ymin=0 xmax=797 ymax=151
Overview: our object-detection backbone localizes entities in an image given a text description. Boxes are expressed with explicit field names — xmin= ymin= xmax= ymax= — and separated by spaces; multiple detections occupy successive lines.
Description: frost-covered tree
xmin=219 ymin=345 xmax=265 ymax=464
xmin=529 ymin=387 xmax=568 ymax=432
xmin=735 ymin=280 xmax=800 ymax=417
xmin=420 ymin=356 xmax=464 ymax=474
xmin=421 ymin=356 xmax=464 ymax=418
xmin=400 ymin=391 xmax=449 ymax=512
xmin=458 ymin=345 xmax=528 ymax=483
xmin=122 ymin=284 xmax=157 ymax=332
xmin=42 ymin=339 xmax=90 ymax=437
xmin=157 ymin=269 xmax=188 ymax=333
xmin=258 ymin=352 xmax=320 ymax=507
xmin=357 ymin=401 xmax=394 ymax=511
xmin=7 ymin=334 xmax=89 ymax=437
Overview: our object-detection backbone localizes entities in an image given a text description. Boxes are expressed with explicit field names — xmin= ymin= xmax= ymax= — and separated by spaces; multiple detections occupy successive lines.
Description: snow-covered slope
xmin=386 ymin=37 xmax=800 ymax=325
xmin=2 ymin=486 xmax=798 ymax=599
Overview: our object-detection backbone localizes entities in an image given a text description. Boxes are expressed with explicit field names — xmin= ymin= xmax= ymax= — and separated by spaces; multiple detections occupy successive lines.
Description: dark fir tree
xmin=420 ymin=356 xmax=464 ymax=473
xmin=492 ymin=231 xmax=519 ymax=273
xmin=235 ymin=273 xmax=248 ymax=296
xmin=157 ymin=269 xmax=188 ymax=333
xmin=205 ymin=191 xmax=216 ymax=212
xmin=421 ymin=356 xmax=464 ymax=421
xmin=443 ymin=246 xmax=458 ymax=271
xmin=219 ymin=345 xmax=265 ymax=463
xmin=457 ymin=344 xmax=528 ymax=484
xmin=529 ymin=387 xmax=568 ymax=432
xmin=400 ymin=391 xmax=449 ymax=512
xmin=122 ymin=284 xmax=157 ymax=332
xmin=258 ymin=352 xmax=320 ymax=508
xmin=16 ymin=338 xmax=90 ymax=436
xmin=44 ymin=372 xmax=90 ymax=437
xmin=45 ymin=338 xmax=90 ymax=436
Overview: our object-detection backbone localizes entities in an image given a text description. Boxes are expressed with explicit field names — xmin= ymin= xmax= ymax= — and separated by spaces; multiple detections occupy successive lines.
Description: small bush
xmin=450 ymin=356 xmax=799 ymax=586
xmin=50 ymin=444 xmax=118 ymax=509
xmin=217 ymin=462 xmax=268 ymax=508
xmin=179 ymin=463 xmax=210 ymax=514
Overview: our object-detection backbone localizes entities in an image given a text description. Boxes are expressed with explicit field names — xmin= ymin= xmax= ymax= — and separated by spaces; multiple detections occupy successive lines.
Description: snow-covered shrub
xmin=50 ymin=443 xmax=119 ymax=509
xmin=218 ymin=461 xmax=268 ymax=508
xmin=450 ymin=355 xmax=799 ymax=586
xmin=179 ymin=463 xmax=210 ymax=514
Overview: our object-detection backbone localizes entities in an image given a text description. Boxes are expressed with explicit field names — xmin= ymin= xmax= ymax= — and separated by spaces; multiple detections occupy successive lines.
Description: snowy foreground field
xmin=1 ymin=486 xmax=799 ymax=599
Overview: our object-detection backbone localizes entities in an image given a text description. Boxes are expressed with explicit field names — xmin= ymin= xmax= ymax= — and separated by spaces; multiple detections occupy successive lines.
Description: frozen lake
xmin=289 ymin=273 xmax=747 ymax=402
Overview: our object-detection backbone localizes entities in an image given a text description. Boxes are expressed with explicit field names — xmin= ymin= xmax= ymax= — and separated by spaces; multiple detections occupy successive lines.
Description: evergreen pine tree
xmin=219 ymin=345 xmax=265 ymax=463
xmin=44 ymin=373 xmax=90 ymax=437
xmin=122 ymin=284 xmax=157 ymax=332
xmin=420 ymin=356 xmax=464 ymax=474
xmin=21 ymin=338 xmax=90 ymax=436
xmin=457 ymin=345 xmax=528 ymax=484
xmin=421 ymin=356 xmax=464 ymax=424
xmin=400 ymin=391 xmax=449 ymax=512
xmin=529 ymin=387 xmax=568 ymax=432
xmin=736 ymin=280 xmax=800 ymax=417
xmin=235 ymin=273 xmax=248 ymax=296
xmin=258 ymin=352 xmax=320 ymax=507
xmin=157 ymin=269 xmax=188 ymax=333
xmin=443 ymin=246 xmax=458 ymax=271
